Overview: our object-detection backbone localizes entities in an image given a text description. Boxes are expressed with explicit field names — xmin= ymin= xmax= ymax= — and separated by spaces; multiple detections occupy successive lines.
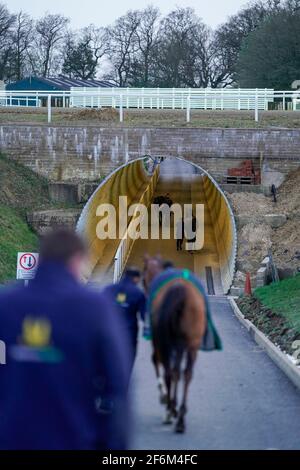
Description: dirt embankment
xmin=227 ymin=168 xmax=300 ymax=280
xmin=272 ymin=170 xmax=300 ymax=269
xmin=0 ymin=153 xmax=50 ymax=210
xmin=237 ymin=295 xmax=299 ymax=355
xmin=68 ymin=108 xmax=119 ymax=122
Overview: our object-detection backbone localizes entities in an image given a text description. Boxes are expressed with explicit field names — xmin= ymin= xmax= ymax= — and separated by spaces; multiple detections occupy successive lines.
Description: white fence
xmin=70 ymin=87 xmax=275 ymax=111
xmin=1 ymin=88 xmax=300 ymax=123
xmin=113 ymin=164 xmax=160 ymax=283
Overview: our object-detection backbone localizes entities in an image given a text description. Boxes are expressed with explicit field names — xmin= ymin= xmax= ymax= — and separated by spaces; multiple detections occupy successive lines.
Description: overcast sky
xmin=7 ymin=0 xmax=247 ymax=28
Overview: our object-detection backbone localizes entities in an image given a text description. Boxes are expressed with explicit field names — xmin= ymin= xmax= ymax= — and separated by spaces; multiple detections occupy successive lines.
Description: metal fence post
xmin=186 ymin=96 xmax=191 ymax=123
xmin=4 ymin=87 xmax=294 ymax=117
xmin=47 ymin=94 xmax=52 ymax=123
xmin=254 ymin=94 xmax=258 ymax=122
xmin=119 ymin=94 xmax=123 ymax=122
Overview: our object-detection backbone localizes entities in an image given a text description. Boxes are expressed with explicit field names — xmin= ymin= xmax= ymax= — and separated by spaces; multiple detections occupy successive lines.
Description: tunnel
xmin=77 ymin=156 xmax=237 ymax=294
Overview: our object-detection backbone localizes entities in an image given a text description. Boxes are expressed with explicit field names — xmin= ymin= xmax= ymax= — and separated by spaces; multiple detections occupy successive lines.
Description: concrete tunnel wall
xmin=77 ymin=157 xmax=237 ymax=292
xmin=174 ymin=156 xmax=237 ymax=294
xmin=202 ymin=175 xmax=237 ymax=294
xmin=77 ymin=158 xmax=152 ymax=278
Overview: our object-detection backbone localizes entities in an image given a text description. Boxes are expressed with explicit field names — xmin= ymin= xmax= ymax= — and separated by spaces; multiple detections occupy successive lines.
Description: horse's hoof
xmin=163 ymin=411 xmax=173 ymax=425
xmin=163 ymin=418 xmax=173 ymax=425
xmin=160 ymin=394 xmax=168 ymax=405
xmin=158 ymin=381 xmax=167 ymax=405
xmin=175 ymin=422 xmax=185 ymax=433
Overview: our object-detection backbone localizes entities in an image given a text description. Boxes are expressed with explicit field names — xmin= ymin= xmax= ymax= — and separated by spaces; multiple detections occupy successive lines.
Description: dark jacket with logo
xmin=0 ymin=262 xmax=130 ymax=450
xmin=103 ymin=276 xmax=146 ymax=348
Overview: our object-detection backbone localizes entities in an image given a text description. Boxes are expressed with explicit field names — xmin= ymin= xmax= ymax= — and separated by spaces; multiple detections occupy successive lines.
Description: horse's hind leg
xmin=170 ymin=350 xmax=183 ymax=419
xmin=164 ymin=348 xmax=183 ymax=424
xmin=163 ymin=368 xmax=173 ymax=424
xmin=152 ymin=350 xmax=167 ymax=404
xmin=175 ymin=349 xmax=197 ymax=434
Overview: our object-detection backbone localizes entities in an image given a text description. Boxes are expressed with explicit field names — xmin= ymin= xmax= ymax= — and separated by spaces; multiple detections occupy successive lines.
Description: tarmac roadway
xmin=130 ymin=296 xmax=300 ymax=450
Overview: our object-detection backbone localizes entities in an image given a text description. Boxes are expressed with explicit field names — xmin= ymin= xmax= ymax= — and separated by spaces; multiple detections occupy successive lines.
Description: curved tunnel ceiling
xmin=77 ymin=157 xmax=237 ymax=294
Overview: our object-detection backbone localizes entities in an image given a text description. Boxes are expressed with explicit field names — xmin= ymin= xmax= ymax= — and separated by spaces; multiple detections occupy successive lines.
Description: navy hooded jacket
xmin=103 ymin=276 xmax=146 ymax=342
xmin=0 ymin=262 xmax=130 ymax=450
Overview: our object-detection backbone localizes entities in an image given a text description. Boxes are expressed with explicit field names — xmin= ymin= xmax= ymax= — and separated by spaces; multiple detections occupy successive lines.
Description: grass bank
xmin=255 ymin=275 xmax=300 ymax=332
xmin=0 ymin=205 xmax=38 ymax=283
xmin=2 ymin=107 xmax=300 ymax=128
xmin=0 ymin=153 xmax=51 ymax=283
xmin=237 ymin=274 xmax=300 ymax=354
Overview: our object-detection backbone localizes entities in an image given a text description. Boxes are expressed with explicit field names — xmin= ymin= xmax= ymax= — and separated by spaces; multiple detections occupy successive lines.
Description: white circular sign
xmin=19 ymin=253 xmax=37 ymax=271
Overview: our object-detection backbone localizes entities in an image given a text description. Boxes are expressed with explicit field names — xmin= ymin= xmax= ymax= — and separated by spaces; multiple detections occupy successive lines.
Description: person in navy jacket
xmin=103 ymin=268 xmax=146 ymax=374
xmin=0 ymin=229 xmax=130 ymax=450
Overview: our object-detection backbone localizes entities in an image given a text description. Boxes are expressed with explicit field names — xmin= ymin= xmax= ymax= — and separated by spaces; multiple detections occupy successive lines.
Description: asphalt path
xmin=129 ymin=296 xmax=300 ymax=450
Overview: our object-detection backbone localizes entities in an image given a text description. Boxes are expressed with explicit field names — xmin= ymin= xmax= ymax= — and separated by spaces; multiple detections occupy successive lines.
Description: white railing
xmin=70 ymin=87 xmax=275 ymax=111
xmin=113 ymin=164 xmax=160 ymax=283
xmin=1 ymin=88 xmax=300 ymax=123
xmin=0 ymin=90 xmax=70 ymax=107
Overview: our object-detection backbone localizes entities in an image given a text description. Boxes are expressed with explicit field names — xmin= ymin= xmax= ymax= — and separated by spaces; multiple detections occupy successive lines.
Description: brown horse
xmin=143 ymin=255 xmax=207 ymax=433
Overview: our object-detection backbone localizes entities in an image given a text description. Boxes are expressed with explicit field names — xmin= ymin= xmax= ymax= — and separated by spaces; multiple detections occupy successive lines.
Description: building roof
xmin=41 ymin=76 xmax=113 ymax=89
xmin=6 ymin=76 xmax=114 ymax=91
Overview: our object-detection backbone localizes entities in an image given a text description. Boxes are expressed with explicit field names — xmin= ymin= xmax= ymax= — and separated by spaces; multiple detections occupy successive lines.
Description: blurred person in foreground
xmin=0 ymin=229 xmax=130 ymax=450
xmin=103 ymin=267 xmax=146 ymax=377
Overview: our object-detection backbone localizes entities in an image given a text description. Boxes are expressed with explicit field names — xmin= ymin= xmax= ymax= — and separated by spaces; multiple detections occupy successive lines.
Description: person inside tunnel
xmin=176 ymin=217 xmax=185 ymax=251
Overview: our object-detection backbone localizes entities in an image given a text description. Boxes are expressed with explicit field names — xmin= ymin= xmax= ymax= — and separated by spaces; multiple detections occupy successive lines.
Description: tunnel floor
xmin=126 ymin=159 xmax=224 ymax=295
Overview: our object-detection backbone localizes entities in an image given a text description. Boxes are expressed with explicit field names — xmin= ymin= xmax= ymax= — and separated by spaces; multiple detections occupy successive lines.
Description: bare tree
xmin=153 ymin=8 xmax=212 ymax=87
xmin=0 ymin=0 xmax=297 ymax=88
xmin=62 ymin=26 xmax=108 ymax=79
xmin=132 ymin=6 xmax=160 ymax=86
xmin=62 ymin=25 xmax=107 ymax=79
xmin=0 ymin=3 xmax=15 ymax=49
xmin=82 ymin=25 xmax=108 ymax=64
xmin=0 ymin=3 xmax=15 ymax=80
xmin=10 ymin=11 xmax=33 ymax=80
xmin=33 ymin=13 xmax=69 ymax=77
xmin=106 ymin=10 xmax=141 ymax=86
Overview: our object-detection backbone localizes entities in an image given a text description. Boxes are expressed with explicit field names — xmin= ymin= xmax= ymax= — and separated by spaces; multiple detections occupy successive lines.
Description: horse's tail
xmin=154 ymin=283 xmax=186 ymax=366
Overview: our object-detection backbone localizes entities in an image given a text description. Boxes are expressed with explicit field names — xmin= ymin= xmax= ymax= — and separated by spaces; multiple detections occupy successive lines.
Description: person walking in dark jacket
xmin=0 ymin=229 xmax=130 ymax=450
xmin=176 ymin=217 xmax=185 ymax=251
xmin=103 ymin=268 xmax=146 ymax=375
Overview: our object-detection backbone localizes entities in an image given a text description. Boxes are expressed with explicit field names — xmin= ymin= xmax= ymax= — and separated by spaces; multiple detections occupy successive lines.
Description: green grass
xmin=0 ymin=152 xmax=84 ymax=283
xmin=0 ymin=205 xmax=38 ymax=283
xmin=255 ymin=274 xmax=300 ymax=332
xmin=2 ymin=107 xmax=300 ymax=128
xmin=0 ymin=153 xmax=50 ymax=211
xmin=0 ymin=152 xmax=50 ymax=283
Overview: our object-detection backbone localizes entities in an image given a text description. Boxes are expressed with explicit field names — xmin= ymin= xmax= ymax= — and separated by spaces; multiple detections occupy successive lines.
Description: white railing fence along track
xmin=113 ymin=164 xmax=160 ymax=283
xmin=1 ymin=88 xmax=300 ymax=123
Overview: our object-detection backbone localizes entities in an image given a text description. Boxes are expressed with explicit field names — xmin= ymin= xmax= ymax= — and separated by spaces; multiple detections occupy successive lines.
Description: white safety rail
xmin=70 ymin=87 xmax=275 ymax=111
xmin=0 ymin=90 xmax=70 ymax=108
xmin=1 ymin=88 xmax=300 ymax=123
xmin=113 ymin=165 xmax=159 ymax=283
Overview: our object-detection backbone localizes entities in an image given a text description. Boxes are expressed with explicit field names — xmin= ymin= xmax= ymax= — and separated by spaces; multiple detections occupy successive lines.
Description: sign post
xmin=47 ymin=94 xmax=51 ymax=123
xmin=16 ymin=252 xmax=39 ymax=285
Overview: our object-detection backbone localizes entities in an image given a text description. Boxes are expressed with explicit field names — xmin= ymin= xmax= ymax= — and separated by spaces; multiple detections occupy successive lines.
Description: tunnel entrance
xmin=77 ymin=156 xmax=237 ymax=294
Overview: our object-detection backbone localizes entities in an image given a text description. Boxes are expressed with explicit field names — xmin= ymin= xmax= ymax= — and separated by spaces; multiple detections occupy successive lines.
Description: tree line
xmin=1 ymin=0 xmax=300 ymax=89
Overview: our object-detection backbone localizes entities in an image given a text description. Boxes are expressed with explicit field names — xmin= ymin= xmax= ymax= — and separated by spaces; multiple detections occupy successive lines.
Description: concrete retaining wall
xmin=0 ymin=125 xmax=299 ymax=182
xmin=27 ymin=209 xmax=81 ymax=235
